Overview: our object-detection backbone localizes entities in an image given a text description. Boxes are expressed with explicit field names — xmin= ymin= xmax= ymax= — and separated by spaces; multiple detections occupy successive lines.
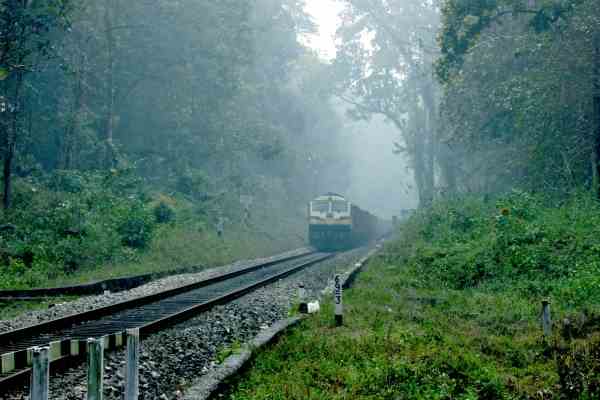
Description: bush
xmin=175 ymin=169 xmax=211 ymax=199
xmin=117 ymin=205 xmax=155 ymax=249
xmin=48 ymin=170 xmax=85 ymax=193
xmin=153 ymin=202 xmax=175 ymax=224
xmin=394 ymin=191 xmax=600 ymax=306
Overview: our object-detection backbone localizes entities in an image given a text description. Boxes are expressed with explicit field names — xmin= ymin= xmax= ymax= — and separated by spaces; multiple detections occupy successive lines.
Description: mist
xmin=342 ymin=115 xmax=418 ymax=218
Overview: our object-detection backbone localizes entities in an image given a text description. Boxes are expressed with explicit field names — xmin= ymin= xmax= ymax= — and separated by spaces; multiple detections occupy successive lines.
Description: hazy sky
xmin=303 ymin=0 xmax=344 ymax=60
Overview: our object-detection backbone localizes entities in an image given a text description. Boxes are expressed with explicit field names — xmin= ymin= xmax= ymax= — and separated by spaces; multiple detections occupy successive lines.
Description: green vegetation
xmin=0 ymin=0 xmax=352 ymax=294
xmin=225 ymin=192 xmax=600 ymax=399
xmin=217 ymin=340 xmax=244 ymax=364
xmin=0 ymin=169 xmax=304 ymax=290
xmin=0 ymin=297 xmax=78 ymax=320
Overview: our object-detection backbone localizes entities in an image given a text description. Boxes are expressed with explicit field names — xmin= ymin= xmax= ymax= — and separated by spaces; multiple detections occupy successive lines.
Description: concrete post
xmin=298 ymin=283 xmax=306 ymax=301
xmin=334 ymin=274 xmax=343 ymax=326
xmin=30 ymin=346 xmax=50 ymax=400
xmin=125 ymin=329 xmax=140 ymax=400
xmin=298 ymin=283 xmax=308 ymax=313
xmin=87 ymin=338 xmax=104 ymax=400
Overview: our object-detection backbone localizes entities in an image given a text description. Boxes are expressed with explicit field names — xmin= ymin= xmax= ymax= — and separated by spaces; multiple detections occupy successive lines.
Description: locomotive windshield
xmin=332 ymin=200 xmax=349 ymax=212
xmin=312 ymin=200 xmax=330 ymax=213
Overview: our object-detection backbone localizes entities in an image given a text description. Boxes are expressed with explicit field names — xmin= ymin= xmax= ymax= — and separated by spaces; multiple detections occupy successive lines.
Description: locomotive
xmin=308 ymin=193 xmax=380 ymax=251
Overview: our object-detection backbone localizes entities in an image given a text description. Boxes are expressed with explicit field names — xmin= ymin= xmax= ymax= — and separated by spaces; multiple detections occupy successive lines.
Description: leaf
xmin=0 ymin=68 xmax=8 ymax=81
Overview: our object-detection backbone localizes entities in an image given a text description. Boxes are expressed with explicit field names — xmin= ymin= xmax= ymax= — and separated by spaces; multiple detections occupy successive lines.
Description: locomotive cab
xmin=308 ymin=193 xmax=352 ymax=251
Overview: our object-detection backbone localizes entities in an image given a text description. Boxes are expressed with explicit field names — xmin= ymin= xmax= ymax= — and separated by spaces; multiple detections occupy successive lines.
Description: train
xmin=308 ymin=193 xmax=385 ymax=251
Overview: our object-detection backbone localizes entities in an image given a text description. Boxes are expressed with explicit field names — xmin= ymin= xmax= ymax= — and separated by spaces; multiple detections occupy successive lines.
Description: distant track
xmin=0 ymin=249 xmax=333 ymax=393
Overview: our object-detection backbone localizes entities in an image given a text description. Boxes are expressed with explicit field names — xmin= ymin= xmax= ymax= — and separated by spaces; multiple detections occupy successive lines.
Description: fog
xmin=0 ymin=0 xmax=437 ymax=281
xmin=308 ymin=104 xmax=418 ymax=219
xmin=341 ymin=115 xmax=418 ymax=218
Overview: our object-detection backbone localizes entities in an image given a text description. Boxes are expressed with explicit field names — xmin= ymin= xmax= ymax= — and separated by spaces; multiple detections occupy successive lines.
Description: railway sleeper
xmin=0 ymin=331 xmax=127 ymax=377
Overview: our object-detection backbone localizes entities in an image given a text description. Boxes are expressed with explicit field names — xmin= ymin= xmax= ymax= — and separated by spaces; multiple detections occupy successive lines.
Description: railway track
xmin=0 ymin=250 xmax=333 ymax=394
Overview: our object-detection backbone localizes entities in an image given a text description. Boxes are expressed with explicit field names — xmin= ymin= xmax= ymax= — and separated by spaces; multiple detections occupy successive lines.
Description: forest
xmin=2 ymin=0 xmax=600 ymax=397
xmin=0 ymin=0 xmax=358 ymax=288
xmin=0 ymin=0 xmax=599 ymax=297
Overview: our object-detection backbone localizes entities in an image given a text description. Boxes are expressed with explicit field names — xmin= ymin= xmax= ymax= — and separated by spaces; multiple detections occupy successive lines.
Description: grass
xmin=0 ymin=296 xmax=78 ymax=320
xmin=222 ymin=192 xmax=600 ymax=399
xmin=41 ymin=221 xmax=304 ymax=288
xmin=0 ymin=220 xmax=304 ymax=320
xmin=0 ymin=172 xmax=306 ymax=291
xmin=0 ymin=172 xmax=306 ymax=320
xmin=223 ymin=262 xmax=559 ymax=399
xmin=217 ymin=340 xmax=244 ymax=364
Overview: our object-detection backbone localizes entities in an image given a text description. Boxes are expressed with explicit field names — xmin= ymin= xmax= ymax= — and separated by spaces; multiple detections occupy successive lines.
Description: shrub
xmin=175 ymin=169 xmax=211 ymax=199
xmin=48 ymin=170 xmax=85 ymax=193
xmin=117 ymin=205 xmax=155 ymax=249
xmin=395 ymin=191 xmax=600 ymax=303
xmin=153 ymin=202 xmax=175 ymax=224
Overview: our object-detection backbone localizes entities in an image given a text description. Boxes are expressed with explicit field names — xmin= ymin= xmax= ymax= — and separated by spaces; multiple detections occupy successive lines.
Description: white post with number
xmin=30 ymin=346 xmax=50 ymax=400
xmin=87 ymin=337 xmax=104 ymax=400
xmin=125 ymin=328 xmax=140 ymax=400
xmin=334 ymin=274 xmax=343 ymax=326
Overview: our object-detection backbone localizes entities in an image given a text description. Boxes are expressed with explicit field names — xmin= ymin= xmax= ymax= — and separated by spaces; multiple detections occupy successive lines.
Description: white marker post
xmin=30 ymin=346 xmax=50 ymax=400
xmin=298 ymin=283 xmax=308 ymax=313
xmin=87 ymin=337 xmax=104 ymax=400
xmin=125 ymin=328 xmax=140 ymax=400
xmin=334 ymin=274 xmax=343 ymax=326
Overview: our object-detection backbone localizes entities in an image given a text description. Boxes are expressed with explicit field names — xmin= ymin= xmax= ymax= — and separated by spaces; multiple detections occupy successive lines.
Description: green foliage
xmin=0 ymin=166 xmax=307 ymax=289
xmin=389 ymin=191 xmax=600 ymax=309
xmin=0 ymin=0 xmax=74 ymax=79
xmin=225 ymin=192 xmax=600 ymax=398
xmin=437 ymin=0 xmax=599 ymax=194
xmin=117 ymin=204 xmax=155 ymax=249
xmin=436 ymin=0 xmax=586 ymax=83
xmin=225 ymin=262 xmax=558 ymax=399
xmin=556 ymin=334 xmax=600 ymax=399
xmin=48 ymin=169 xmax=85 ymax=193
xmin=0 ymin=171 xmax=154 ymax=286
xmin=153 ymin=202 xmax=175 ymax=224
xmin=175 ymin=170 xmax=211 ymax=199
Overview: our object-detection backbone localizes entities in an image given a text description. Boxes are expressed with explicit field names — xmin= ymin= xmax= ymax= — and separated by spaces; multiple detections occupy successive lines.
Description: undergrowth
xmin=0 ymin=169 xmax=304 ymax=289
xmin=387 ymin=190 xmax=600 ymax=308
xmin=224 ymin=190 xmax=600 ymax=399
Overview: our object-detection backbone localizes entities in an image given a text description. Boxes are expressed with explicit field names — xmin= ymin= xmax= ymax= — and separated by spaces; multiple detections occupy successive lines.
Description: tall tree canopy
xmin=437 ymin=0 xmax=600 ymax=195
xmin=0 ymin=0 xmax=351 ymax=210
xmin=335 ymin=0 xmax=447 ymax=205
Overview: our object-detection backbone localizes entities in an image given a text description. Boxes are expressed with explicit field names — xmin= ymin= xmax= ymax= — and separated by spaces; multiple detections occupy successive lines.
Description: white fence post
xmin=125 ymin=328 xmax=140 ymax=400
xmin=87 ymin=337 xmax=104 ymax=400
xmin=30 ymin=346 xmax=50 ymax=400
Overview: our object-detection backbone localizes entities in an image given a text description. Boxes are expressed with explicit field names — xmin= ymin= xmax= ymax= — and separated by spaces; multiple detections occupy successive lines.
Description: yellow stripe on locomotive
xmin=308 ymin=193 xmax=379 ymax=251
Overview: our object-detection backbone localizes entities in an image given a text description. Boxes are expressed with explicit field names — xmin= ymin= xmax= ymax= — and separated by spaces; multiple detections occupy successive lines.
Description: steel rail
xmin=0 ymin=249 xmax=313 ymax=351
xmin=0 ymin=251 xmax=333 ymax=394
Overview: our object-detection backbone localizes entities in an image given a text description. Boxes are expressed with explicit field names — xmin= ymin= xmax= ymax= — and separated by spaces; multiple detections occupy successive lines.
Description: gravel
xmin=1 ymin=247 xmax=371 ymax=400
xmin=0 ymin=248 xmax=311 ymax=334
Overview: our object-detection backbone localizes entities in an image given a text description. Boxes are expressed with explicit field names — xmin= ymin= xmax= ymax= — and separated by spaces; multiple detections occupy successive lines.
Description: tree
xmin=335 ymin=0 xmax=443 ymax=206
xmin=437 ymin=0 xmax=600 ymax=195
xmin=0 ymin=0 xmax=73 ymax=208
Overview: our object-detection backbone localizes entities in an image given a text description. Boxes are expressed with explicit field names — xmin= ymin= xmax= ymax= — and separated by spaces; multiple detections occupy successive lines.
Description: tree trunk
xmin=421 ymin=82 xmax=437 ymax=205
xmin=63 ymin=55 xmax=84 ymax=170
xmin=593 ymin=34 xmax=600 ymax=199
xmin=3 ymin=70 xmax=23 ymax=209
xmin=438 ymin=144 xmax=458 ymax=194
xmin=3 ymin=141 xmax=14 ymax=210
xmin=103 ymin=0 xmax=118 ymax=169
xmin=412 ymin=107 xmax=432 ymax=207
